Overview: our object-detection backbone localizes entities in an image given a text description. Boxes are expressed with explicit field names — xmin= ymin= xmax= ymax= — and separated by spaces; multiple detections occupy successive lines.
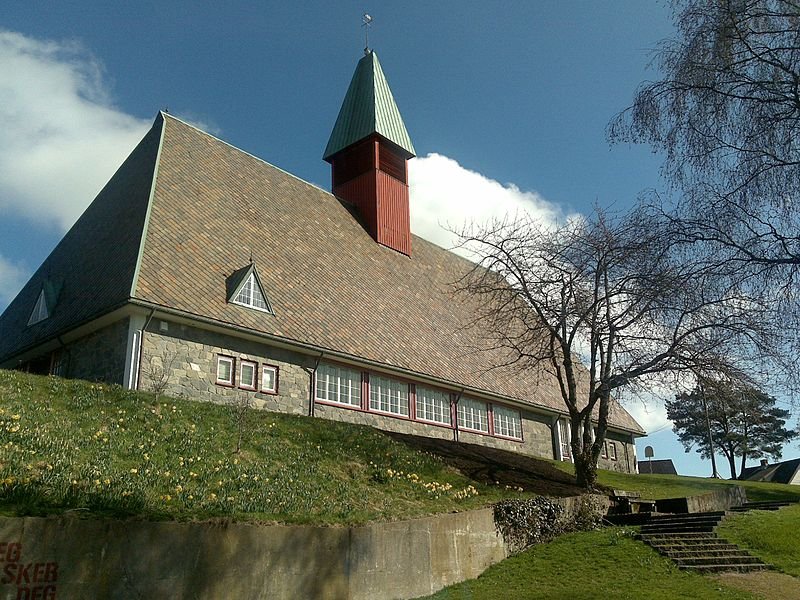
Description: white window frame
xmin=457 ymin=398 xmax=489 ymax=433
xmin=232 ymin=272 xmax=272 ymax=313
xmin=216 ymin=355 xmax=235 ymax=386
xmin=492 ymin=404 xmax=522 ymax=439
xmin=262 ymin=364 xmax=278 ymax=394
xmin=557 ymin=419 xmax=572 ymax=462
xmin=608 ymin=441 xmax=618 ymax=461
xmin=315 ymin=364 xmax=361 ymax=407
xmin=369 ymin=375 xmax=409 ymax=417
xmin=239 ymin=360 xmax=257 ymax=390
xmin=416 ymin=386 xmax=451 ymax=425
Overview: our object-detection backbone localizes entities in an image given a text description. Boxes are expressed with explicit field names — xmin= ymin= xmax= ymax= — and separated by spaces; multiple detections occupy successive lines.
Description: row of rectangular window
xmin=314 ymin=363 xmax=523 ymax=440
xmin=216 ymin=355 xmax=278 ymax=394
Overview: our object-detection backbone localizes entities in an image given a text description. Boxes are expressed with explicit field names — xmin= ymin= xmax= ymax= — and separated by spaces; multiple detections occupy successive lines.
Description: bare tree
xmin=142 ymin=348 xmax=181 ymax=401
xmin=609 ymin=0 xmax=800 ymax=288
xmin=457 ymin=207 xmax=775 ymax=489
xmin=231 ymin=391 xmax=253 ymax=454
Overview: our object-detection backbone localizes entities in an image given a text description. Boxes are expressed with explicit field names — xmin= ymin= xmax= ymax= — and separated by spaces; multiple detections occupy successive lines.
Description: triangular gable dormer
xmin=26 ymin=279 xmax=63 ymax=326
xmin=226 ymin=263 xmax=273 ymax=314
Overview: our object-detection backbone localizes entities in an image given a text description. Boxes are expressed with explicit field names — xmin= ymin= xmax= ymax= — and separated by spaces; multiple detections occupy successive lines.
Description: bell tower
xmin=324 ymin=51 xmax=416 ymax=256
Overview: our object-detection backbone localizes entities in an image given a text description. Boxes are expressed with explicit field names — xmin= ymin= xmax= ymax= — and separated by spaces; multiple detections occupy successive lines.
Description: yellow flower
xmin=129 ymin=468 xmax=138 ymax=474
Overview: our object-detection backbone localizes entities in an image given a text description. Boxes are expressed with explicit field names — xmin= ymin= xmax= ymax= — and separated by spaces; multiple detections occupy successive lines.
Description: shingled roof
xmin=739 ymin=458 xmax=800 ymax=484
xmin=0 ymin=118 xmax=161 ymax=360
xmin=0 ymin=113 xmax=643 ymax=434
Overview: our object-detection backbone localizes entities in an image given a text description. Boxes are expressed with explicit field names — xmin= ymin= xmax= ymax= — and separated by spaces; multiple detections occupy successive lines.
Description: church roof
xmin=0 ymin=117 xmax=161 ymax=359
xmin=323 ymin=51 xmax=415 ymax=160
xmin=0 ymin=113 xmax=642 ymax=434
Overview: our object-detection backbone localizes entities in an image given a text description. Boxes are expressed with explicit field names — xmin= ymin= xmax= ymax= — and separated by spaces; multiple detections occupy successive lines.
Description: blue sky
xmin=1 ymin=1 xmax=795 ymax=477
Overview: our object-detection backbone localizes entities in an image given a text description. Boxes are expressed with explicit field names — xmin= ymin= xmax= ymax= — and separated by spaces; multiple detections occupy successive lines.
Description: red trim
xmin=239 ymin=360 xmax=258 ymax=391
xmin=215 ymin=355 xmax=235 ymax=387
xmin=261 ymin=364 xmax=279 ymax=395
xmin=491 ymin=404 xmax=524 ymax=441
xmin=415 ymin=416 xmax=455 ymax=429
xmin=312 ymin=361 xmax=525 ymax=442
xmin=361 ymin=371 xmax=369 ymax=411
xmin=316 ymin=398 xmax=364 ymax=411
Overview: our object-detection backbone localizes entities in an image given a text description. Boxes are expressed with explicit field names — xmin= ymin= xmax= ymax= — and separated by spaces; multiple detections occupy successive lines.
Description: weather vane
xmin=362 ymin=13 xmax=373 ymax=55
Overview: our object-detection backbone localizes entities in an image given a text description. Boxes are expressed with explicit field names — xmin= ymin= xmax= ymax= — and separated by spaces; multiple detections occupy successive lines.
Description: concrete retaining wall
xmin=655 ymin=486 xmax=748 ymax=514
xmin=0 ymin=508 xmax=507 ymax=600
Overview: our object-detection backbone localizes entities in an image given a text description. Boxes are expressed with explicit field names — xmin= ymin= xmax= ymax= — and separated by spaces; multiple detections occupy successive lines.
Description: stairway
xmin=638 ymin=511 xmax=771 ymax=573
xmin=728 ymin=500 xmax=794 ymax=512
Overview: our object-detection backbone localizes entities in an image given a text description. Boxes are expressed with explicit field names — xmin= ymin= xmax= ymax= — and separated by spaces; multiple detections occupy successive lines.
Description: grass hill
xmin=1 ymin=369 xmax=799 ymax=525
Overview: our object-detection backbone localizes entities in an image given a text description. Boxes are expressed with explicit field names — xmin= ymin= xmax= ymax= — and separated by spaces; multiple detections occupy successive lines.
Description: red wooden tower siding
xmin=324 ymin=51 xmax=416 ymax=257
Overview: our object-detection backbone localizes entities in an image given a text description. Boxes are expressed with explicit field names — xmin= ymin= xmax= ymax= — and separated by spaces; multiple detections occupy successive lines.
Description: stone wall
xmin=0 ymin=509 xmax=507 ymax=600
xmin=64 ymin=318 xmax=130 ymax=384
xmin=317 ymin=401 xmax=555 ymax=460
xmin=596 ymin=431 xmax=637 ymax=474
xmin=140 ymin=321 xmax=312 ymax=415
xmin=139 ymin=319 xmax=637 ymax=473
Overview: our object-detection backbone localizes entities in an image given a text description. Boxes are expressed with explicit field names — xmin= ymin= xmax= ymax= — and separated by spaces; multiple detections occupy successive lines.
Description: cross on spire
xmin=362 ymin=13 xmax=373 ymax=55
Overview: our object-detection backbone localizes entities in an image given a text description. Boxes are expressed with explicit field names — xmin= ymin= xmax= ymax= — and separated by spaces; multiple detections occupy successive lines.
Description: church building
xmin=0 ymin=51 xmax=644 ymax=472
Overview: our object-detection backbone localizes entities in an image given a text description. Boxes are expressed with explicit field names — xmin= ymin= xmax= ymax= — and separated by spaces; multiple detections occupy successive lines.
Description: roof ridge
xmin=129 ymin=113 xmax=166 ymax=298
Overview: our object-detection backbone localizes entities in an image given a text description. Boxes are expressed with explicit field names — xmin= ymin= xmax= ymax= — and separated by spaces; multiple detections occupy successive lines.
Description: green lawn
xmin=2 ymin=368 xmax=798 ymax=526
xmin=0 ymin=369 xmax=527 ymax=524
xmin=418 ymin=527 xmax=759 ymax=600
xmin=717 ymin=504 xmax=800 ymax=577
xmin=551 ymin=460 xmax=800 ymax=503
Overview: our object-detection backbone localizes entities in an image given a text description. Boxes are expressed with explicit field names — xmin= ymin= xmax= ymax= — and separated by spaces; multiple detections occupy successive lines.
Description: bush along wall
xmin=493 ymin=495 xmax=605 ymax=553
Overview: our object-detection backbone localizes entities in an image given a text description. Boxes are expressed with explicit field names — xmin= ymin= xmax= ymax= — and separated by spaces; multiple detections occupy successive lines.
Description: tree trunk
xmin=574 ymin=448 xmax=598 ymax=489
xmin=725 ymin=451 xmax=737 ymax=480
xmin=739 ymin=452 xmax=748 ymax=480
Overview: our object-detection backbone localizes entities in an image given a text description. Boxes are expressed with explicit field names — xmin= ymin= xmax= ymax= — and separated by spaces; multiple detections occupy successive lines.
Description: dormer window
xmin=26 ymin=279 xmax=62 ymax=327
xmin=27 ymin=289 xmax=49 ymax=325
xmin=226 ymin=263 xmax=273 ymax=314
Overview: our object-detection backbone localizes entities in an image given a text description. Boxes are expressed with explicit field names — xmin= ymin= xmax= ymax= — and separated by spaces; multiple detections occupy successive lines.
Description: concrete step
xmin=647 ymin=511 xmax=727 ymax=522
xmin=667 ymin=551 xmax=761 ymax=564
xmin=729 ymin=501 xmax=793 ymax=512
xmin=636 ymin=509 xmax=772 ymax=574
xmin=655 ymin=544 xmax=744 ymax=555
xmin=679 ymin=563 xmax=771 ymax=574
xmin=640 ymin=524 xmax=717 ymax=534
xmin=639 ymin=532 xmax=726 ymax=542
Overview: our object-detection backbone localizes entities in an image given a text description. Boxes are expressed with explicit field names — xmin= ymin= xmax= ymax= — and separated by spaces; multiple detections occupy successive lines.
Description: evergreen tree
xmin=666 ymin=379 xmax=796 ymax=479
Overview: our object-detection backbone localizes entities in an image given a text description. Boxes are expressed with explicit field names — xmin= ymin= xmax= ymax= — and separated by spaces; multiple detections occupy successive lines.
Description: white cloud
xmin=0 ymin=30 xmax=151 ymax=231
xmin=0 ymin=254 xmax=28 ymax=309
xmin=409 ymin=153 xmax=563 ymax=252
xmin=623 ymin=399 xmax=670 ymax=434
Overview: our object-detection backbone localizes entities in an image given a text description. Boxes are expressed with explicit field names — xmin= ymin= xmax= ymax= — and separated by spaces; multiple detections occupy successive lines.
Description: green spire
xmin=324 ymin=51 xmax=415 ymax=161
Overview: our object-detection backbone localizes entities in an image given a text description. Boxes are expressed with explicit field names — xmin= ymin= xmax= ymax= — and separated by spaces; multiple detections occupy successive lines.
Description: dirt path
xmin=712 ymin=572 xmax=800 ymax=600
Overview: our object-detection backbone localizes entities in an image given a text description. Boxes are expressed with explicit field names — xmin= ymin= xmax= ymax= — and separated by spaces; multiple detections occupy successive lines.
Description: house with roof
xmin=0 ymin=51 xmax=644 ymax=473
xmin=637 ymin=459 xmax=678 ymax=476
xmin=739 ymin=458 xmax=800 ymax=485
